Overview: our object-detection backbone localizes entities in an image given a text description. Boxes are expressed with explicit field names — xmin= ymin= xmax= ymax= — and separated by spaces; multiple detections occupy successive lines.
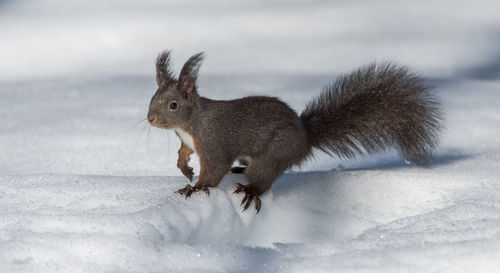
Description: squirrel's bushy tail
xmin=300 ymin=62 xmax=443 ymax=165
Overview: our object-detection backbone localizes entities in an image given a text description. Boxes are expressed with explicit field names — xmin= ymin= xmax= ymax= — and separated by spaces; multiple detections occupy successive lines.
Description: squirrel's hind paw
xmin=175 ymin=184 xmax=210 ymax=198
xmin=233 ymin=183 xmax=262 ymax=213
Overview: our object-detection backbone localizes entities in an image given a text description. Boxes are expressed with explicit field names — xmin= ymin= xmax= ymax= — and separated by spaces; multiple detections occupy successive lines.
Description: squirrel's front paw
xmin=175 ymin=184 xmax=209 ymax=198
xmin=233 ymin=183 xmax=262 ymax=213
xmin=179 ymin=166 xmax=194 ymax=181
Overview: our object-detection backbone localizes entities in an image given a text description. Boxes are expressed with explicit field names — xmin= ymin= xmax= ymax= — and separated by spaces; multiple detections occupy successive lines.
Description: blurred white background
xmin=1 ymin=0 xmax=499 ymax=81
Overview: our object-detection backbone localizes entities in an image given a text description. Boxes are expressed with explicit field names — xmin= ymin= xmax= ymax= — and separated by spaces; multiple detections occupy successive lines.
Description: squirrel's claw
xmin=233 ymin=183 xmax=245 ymax=194
xmin=176 ymin=184 xmax=209 ymax=198
xmin=233 ymin=183 xmax=261 ymax=213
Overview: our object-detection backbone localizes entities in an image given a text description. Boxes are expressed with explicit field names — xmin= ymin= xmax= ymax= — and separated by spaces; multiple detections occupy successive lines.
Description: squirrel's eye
xmin=169 ymin=102 xmax=178 ymax=111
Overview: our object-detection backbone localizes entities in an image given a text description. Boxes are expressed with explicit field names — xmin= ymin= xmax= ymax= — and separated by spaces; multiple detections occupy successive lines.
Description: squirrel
xmin=147 ymin=50 xmax=443 ymax=213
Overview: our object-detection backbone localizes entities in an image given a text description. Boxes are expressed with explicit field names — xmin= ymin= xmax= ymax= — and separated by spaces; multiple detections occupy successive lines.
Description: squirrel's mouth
xmin=148 ymin=115 xmax=170 ymax=129
xmin=149 ymin=121 xmax=170 ymax=129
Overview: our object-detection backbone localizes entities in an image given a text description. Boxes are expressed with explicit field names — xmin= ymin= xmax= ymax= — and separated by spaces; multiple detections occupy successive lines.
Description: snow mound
xmin=1 ymin=153 xmax=498 ymax=272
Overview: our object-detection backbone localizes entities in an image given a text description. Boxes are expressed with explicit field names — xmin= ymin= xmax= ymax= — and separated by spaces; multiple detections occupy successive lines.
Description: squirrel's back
xmin=195 ymin=96 xmax=310 ymax=161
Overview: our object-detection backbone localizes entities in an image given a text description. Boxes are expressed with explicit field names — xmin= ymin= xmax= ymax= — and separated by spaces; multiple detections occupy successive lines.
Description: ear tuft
xmin=156 ymin=50 xmax=175 ymax=86
xmin=178 ymin=52 xmax=204 ymax=101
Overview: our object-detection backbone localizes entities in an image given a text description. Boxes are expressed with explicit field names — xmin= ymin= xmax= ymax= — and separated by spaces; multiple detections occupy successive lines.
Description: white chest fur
xmin=174 ymin=128 xmax=196 ymax=152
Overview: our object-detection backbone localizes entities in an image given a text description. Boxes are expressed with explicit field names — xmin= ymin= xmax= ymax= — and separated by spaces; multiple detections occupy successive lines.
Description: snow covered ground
xmin=1 ymin=0 xmax=500 ymax=272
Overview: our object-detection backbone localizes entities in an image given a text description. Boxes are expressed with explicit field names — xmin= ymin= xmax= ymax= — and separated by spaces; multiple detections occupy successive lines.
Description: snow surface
xmin=1 ymin=0 xmax=500 ymax=272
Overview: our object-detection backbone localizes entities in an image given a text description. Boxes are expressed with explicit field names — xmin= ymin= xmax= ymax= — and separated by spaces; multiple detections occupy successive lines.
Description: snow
xmin=1 ymin=0 xmax=500 ymax=272
xmin=1 ymin=156 xmax=499 ymax=272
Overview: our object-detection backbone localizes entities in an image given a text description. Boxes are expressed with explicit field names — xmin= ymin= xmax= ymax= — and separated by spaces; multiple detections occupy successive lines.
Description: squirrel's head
xmin=147 ymin=50 xmax=204 ymax=129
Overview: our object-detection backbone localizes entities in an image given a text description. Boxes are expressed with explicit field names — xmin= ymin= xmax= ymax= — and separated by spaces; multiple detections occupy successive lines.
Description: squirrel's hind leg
xmin=233 ymin=158 xmax=286 ymax=213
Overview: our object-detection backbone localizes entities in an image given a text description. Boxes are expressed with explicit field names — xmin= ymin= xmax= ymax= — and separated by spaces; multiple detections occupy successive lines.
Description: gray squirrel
xmin=147 ymin=50 xmax=443 ymax=212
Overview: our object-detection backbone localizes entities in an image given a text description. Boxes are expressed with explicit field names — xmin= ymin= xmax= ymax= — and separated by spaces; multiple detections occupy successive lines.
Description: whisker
xmin=147 ymin=124 xmax=151 ymax=152
xmin=162 ymin=129 xmax=170 ymax=153
xmin=133 ymin=121 xmax=148 ymax=149
xmin=127 ymin=117 xmax=148 ymax=137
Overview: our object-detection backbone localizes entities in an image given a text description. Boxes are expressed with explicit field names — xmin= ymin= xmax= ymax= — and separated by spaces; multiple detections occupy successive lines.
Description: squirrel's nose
xmin=148 ymin=116 xmax=157 ymax=124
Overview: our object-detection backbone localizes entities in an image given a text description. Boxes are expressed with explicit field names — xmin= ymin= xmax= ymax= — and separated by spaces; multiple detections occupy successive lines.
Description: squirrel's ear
xmin=156 ymin=50 xmax=175 ymax=86
xmin=178 ymin=52 xmax=204 ymax=101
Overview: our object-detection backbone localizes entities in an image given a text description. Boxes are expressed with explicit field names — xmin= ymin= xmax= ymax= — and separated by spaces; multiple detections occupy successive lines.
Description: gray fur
xmin=147 ymin=51 xmax=443 ymax=211
xmin=301 ymin=62 xmax=443 ymax=165
xmin=155 ymin=50 xmax=175 ymax=86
